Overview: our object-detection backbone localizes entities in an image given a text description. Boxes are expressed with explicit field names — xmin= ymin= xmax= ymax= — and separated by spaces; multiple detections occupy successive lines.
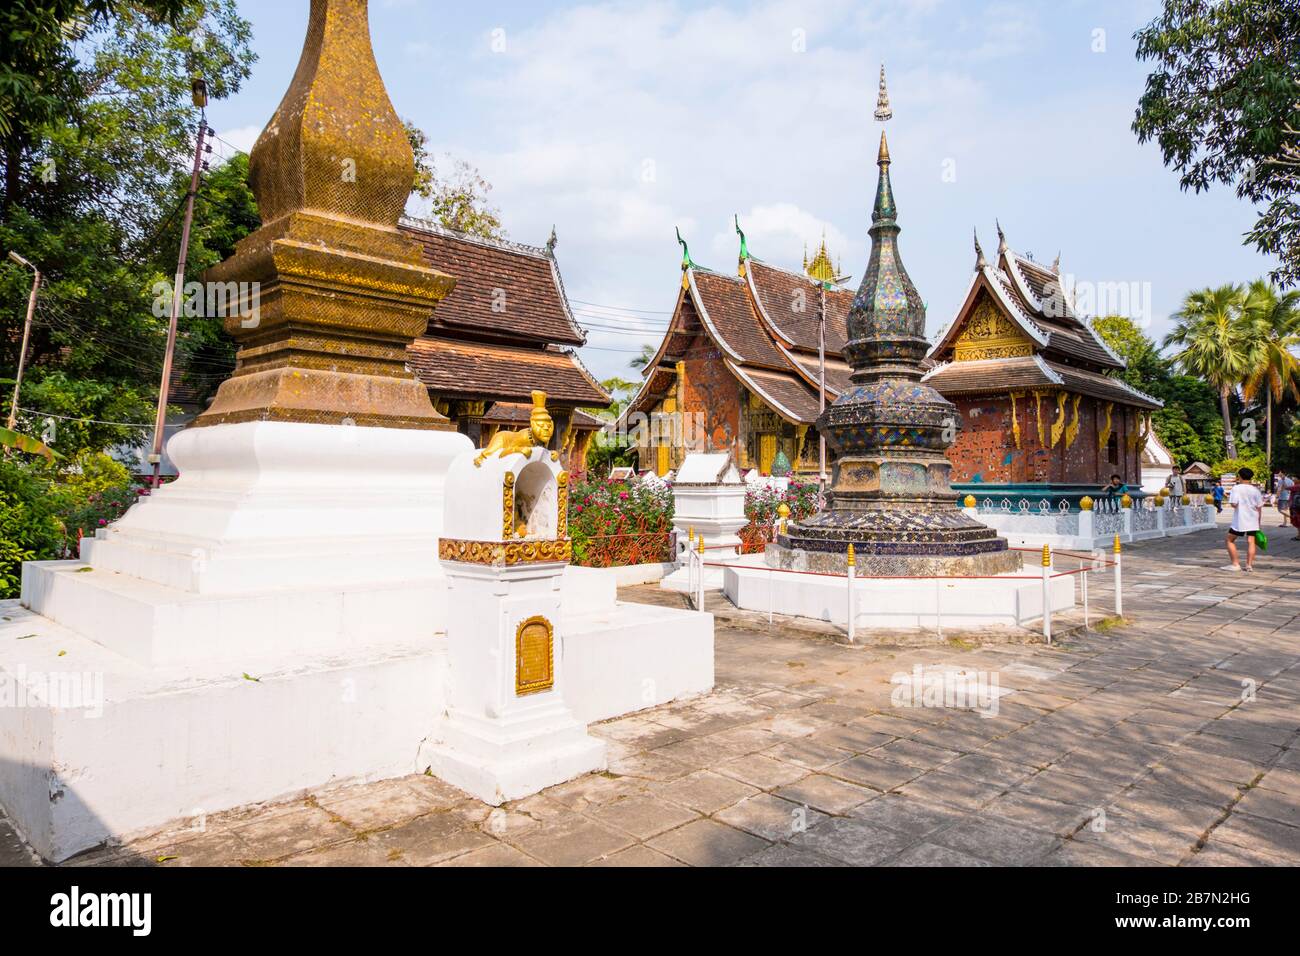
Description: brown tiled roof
xmin=406 ymin=337 xmax=608 ymax=406
xmin=747 ymin=260 xmax=850 ymax=354
xmin=623 ymin=366 xmax=678 ymax=419
xmin=1053 ymin=363 xmax=1161 ymax=410
xmin=690 ymin=269 xmax=788 ymax=370
xmin=788 ymin=354 xmax=853 ymax=397
xmin=399 ymin=219 xmax=585 ymax=347
xmin=485 ymin=402 xmax=605 ymax=429
xmin=727 ymin=362 xmax=822 ymax=424
xmin=999 ymin=251 xmax=1123 ymax=370
xmin=923 ymin=356 xmax=1061 ymax=394
xmin=922 ymin=355 xmax=1161 ymax=410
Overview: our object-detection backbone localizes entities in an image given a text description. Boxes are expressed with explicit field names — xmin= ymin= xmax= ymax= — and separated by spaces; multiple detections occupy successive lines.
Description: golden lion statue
xmin=474 ymin=390 xmax=555 ymax=467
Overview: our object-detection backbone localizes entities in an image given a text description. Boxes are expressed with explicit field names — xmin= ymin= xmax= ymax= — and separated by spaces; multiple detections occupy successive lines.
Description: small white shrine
xmin=428 ymin=423 xmax=605 ymax=803
xmin=661 ymin=452 xmax=748 ymax=592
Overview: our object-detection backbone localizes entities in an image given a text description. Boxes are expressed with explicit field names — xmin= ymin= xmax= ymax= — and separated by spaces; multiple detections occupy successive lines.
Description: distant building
xmin=400 ymin=219 xmax=609 ymax=474
xmin=924 ymin=225 xmax=1162 ymax=502
xmin=621 ymin=227 xmax=853 ymax=476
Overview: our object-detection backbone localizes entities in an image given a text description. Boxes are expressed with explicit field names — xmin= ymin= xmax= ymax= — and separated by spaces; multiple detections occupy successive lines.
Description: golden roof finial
xmin=806 ymin=233 xmax=838 ymax=284
xmin=874 ymin=64 xmax=893 ymax=122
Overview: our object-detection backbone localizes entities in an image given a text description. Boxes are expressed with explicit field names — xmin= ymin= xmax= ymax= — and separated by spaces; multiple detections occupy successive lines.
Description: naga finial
xmin=974 ymin=229 xmax=987 ymax=269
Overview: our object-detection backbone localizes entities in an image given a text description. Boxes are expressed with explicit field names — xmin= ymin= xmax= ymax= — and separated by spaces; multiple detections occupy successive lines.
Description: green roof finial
xmin=676 ymin=226 xmax=696 ymax=271
xmin=735 ymin=215 xmax=750 ymax=261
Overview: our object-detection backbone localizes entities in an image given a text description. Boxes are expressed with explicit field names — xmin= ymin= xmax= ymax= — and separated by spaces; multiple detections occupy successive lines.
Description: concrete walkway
xmin=4 ymin=518 xmax=1297 ymax=867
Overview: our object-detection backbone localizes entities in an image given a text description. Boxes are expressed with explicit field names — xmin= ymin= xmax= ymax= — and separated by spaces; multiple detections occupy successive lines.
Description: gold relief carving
xmin=557 ymin=471 xmax=569 ymax=538
xmin=1098 ymin=402 xmax=1114 ymax=451
xmin=439 ymin=538 xmax=573 ymax=567
xmin=1008 ymin=391 xmax=1022 ymax=450
xmin=515 ymin=616 xmax=554 ymax=696
xmin=953 ymin=299 xmax=1033 ymax=362
xmin=1064 ymin=394 xmax=1082 ymax=449
xmin=1034 ymin=391 xmax=1046 ymax=447
xmin=1049 ymin=391 xmax=1068 ymax=448
xmin=502 ymin=472 xmax=515 ymax=540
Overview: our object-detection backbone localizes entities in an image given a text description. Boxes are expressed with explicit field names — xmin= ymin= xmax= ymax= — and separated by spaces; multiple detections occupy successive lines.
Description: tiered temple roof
xmin=399 ymin=217 xmax=608 ymax=411
xmin=624 ymin=228 xmax=855 ymax=425
xmin=923 ymin=225 xmax=1161 ymax=411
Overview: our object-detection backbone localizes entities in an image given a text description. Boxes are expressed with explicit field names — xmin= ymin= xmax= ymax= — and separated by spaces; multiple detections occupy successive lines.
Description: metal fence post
xmin=1113 ymin=534 xmax=1123 ymax=619
xmin=697 ymin=535 xmax=706 ymax=614
xmin=1082 ymin=554 xmax=1091 ymax=630
xmin=846 ymin=543 xmax=856 ymax=644
xmin=1041 ymin=543 xmax=1052 ymax=644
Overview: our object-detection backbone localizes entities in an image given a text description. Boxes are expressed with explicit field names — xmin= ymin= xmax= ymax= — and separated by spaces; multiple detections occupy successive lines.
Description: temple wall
xmin=948 ymin=393 xmax=1144 ymax=488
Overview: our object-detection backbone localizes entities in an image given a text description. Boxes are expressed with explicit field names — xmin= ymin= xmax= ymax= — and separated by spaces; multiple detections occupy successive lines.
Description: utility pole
xmin=817 ymin=280 xmax=827 ymax=495
xmin=5 ymin=251 xmax=41 ymax=432
xmin=150 ymin=80 xmax=212 ymax=488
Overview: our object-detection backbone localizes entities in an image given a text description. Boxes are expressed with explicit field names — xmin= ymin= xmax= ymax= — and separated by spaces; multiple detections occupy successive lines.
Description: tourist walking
xmin=1223 ymin=467 xmax=1264 ymax=572
xmin=1168 ymin=465 xmax=1186 ymax=498
xmin=1212 ymin=478 xmax=1225 ymax=514
xmin=1276 ymin=471 xmax=1294 ymax=527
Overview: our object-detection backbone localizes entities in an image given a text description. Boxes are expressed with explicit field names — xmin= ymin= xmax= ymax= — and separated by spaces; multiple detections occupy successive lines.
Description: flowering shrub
xmin=58 ymin=482 xmax=152 ymax=556
xmin=568 ymin=475 xmax=824 ymax=566
xmin=570 ymin=477 xmax=675 ymax=567
xmin=739 ymin=480 xmax=820 ymax=554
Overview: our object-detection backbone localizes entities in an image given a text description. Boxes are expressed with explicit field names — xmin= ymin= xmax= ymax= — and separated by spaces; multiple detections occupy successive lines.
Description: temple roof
xmin=929 ymin=227 xmax=1127 ymax=375
xmin=399 ymin=217 xmax=586 ymax=348
xmin=745 ymin=259 xmax=851 ymax=354
xmin=406 ymin=336 xmax=608 ymax=406
xmin=921 ymin=353 xmax=1161 ymax=409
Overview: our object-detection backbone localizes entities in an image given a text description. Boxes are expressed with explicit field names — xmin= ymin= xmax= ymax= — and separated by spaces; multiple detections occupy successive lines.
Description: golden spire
xmin=878 ymin=130 xmax=890 ymax=166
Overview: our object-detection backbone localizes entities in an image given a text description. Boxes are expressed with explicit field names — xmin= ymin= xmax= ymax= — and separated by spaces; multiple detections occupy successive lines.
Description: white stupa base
xmin=0 ymin=600 xmax=448 ymax=862
xmin=423 ymin=706 xmax=606 ymax=806
xmin=724 ymin=558 xmax=1075 ymax=629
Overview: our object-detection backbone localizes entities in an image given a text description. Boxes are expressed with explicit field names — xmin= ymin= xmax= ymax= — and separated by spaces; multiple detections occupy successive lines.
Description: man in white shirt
xmin=1223 ymin=467 xmax=1264 ymax=572
xmin=1168 ymin=466 xmax=1186 ymax=498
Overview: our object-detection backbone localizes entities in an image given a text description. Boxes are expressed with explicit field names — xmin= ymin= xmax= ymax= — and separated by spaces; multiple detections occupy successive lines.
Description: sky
xmin=207 ymin=0 xmax=1276 ymax=383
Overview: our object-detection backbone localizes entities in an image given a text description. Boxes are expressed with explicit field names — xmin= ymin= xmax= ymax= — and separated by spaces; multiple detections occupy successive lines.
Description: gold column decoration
xmin=502 ymin=472 xmax=516 ymax=539
xmin=195 ymin=0 xmax=456 ymax=431
xmin=1034 ymin=391 xmax=1046 ymax=447
xmin=1064 ymin=394 xmax=1082 ymax=449
xmin=515 ymin=615 xmax=555 ymax=696
xmin=1049 ymin=391 xmax=1068 ymax=447
xmin=556 ymin=471 xmax=569 ymax=538
xmin=1097 ymin=402 xmax=1114 ymax=452
xmin=1008 ymin=391 xmax=1022 ymax=450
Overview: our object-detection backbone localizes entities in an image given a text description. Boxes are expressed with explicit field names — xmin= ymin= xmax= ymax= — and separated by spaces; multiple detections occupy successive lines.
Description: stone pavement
xmin=3 ymin=517 xmax=1297 ymax=867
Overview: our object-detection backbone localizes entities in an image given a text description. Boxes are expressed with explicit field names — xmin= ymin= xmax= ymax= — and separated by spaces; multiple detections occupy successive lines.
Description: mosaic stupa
xmin=769 ymin=74 xmax=1020 ymax=577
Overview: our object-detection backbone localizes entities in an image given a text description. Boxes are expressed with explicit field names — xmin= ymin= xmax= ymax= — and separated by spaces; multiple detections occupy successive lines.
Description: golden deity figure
xmin=475 ymin=391 xmax=555 ymax=466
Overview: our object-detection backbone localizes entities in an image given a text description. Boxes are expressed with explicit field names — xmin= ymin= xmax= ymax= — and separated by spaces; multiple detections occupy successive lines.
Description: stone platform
xmin=765 ymin=540 xmax=1022 ymax=577
xmin=727 ymin=555 xmax=1073 ymax=630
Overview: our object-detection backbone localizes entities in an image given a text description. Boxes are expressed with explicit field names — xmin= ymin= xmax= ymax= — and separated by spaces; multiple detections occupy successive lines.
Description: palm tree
xmin=1240 ymin=280 xmax=1300 ymax=470
xmin=629 ymin=343 xmax=657 ymax=372
xmin=1164 ymin=284 xmax=1253 ymax=459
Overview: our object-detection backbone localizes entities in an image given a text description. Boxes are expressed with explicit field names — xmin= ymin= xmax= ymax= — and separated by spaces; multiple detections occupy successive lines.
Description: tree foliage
xmin=1133 ymin=0 xmax=1300 ymax=286
xmin=404 ymin=119 xmax=504 ymax=239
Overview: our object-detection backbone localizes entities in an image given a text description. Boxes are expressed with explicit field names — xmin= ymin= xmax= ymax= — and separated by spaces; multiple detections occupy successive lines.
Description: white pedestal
xmin=665 ymin=453 xmax=748 ymax=593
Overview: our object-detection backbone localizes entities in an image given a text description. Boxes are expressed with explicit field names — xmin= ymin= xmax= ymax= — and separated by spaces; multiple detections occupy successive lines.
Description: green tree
xmin=1240 ymin=279 xmax=1300 ymax=468
xmin=1133 ymin=1 xmax=1300 ymax=286
xmin=1163 ymin=284 xmax=1255 ymax=458
xmin=0 ymin=1 xmax=254 ymax=454
xmin=404 ymin=120 xmax=504 ymax=239
xmin=629 ymin=343 xmax=657 ymax=371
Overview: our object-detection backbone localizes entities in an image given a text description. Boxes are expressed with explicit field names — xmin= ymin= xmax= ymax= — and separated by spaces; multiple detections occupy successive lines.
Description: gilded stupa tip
xmin=878 ymin=130 xmax=890 ymax=166
xmin=874 ymin=63 xmax=893 ymax=122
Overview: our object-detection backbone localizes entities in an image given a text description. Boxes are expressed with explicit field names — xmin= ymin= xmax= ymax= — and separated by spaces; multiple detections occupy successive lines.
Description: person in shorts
xmin=1276 ymin=471 xmax=1294 ymax=527
xmin=1224 ymin=467 xmax=1264 ymax=572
